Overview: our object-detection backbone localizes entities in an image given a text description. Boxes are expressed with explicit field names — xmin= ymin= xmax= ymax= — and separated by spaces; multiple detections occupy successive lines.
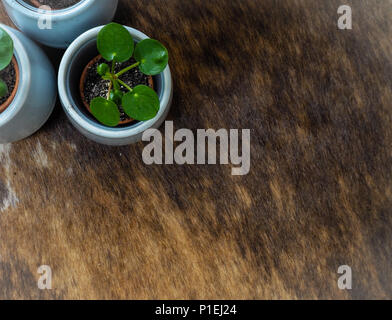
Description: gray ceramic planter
xmin=2 ymin=0 xmax=118 ymax=48
xmin=0 ymin=24 xmax=56 ymax=144
xmin=58 ymin=25 xmax=173 ymax=146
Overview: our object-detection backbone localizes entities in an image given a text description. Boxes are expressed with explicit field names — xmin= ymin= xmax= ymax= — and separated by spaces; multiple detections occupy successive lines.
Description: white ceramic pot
xmin=2 ymin=0 xmax=118 ymax=48
xmin=0 ymin=24 xmax=56 ymax=144
xmin=58 ymin=25 xmax=173 ymax=146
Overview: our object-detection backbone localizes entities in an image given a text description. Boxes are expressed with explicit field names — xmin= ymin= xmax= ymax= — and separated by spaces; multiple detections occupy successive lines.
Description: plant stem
xmin=117 ymin=79 xmax=133 ymax=92
xmin=107 ymin=81 xmax=113 ymax=100
xmin=111 ymin=60 xmax=116 ymax=74
xmin=112 ymin=78 xmax=120 ymax=91
xmin=116 ymin=62 xmax=140 ymax=77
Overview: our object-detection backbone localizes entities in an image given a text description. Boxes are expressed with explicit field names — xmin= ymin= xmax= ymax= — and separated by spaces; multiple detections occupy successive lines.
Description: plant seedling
xmin=90 ymin=23 xmax=169 ymax=127
xmin=0 ymin=28 xmax=14 ymax=99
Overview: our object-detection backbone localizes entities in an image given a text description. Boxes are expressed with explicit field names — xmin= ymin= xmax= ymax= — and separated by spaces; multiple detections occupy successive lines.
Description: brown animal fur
xmin=1 ymin=0 xmax=392 ymax=299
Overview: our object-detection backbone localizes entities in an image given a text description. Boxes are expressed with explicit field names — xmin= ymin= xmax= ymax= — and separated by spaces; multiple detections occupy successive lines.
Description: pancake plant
xmin=0 ymin=28 xmax=14 ymax=98
xmin=91 ymin=23 xmax=169 ymax=126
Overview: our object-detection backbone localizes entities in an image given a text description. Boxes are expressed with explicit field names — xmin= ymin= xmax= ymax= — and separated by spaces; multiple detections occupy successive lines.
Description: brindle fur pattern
xmin=0 ymin=0 xmax=392 ymax=299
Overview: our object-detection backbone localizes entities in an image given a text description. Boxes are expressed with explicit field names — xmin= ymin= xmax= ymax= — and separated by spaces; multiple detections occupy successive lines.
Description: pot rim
xmin=0 ymin=24 xmax=31 ymax=127
xmin=58 ymin=25 xmax=173 ymax=140
xmin=2 ymin=0 xmax=93 ymax=18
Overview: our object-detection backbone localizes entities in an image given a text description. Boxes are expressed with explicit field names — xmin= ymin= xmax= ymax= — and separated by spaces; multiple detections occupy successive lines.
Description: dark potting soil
xmin=0 ymin=60 xmax=16 ymax=108
xmin=23 ymin=0 xmax=81 ymax=9
xmin=82 ymin=57 xmax=153 ymax=123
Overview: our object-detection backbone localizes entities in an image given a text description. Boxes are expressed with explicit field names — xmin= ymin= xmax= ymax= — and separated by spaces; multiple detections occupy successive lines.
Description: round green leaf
xmin=97 ymin=63 xmax=109 ymax=76
xmin=122 ymin=85 xmax=160 ymax=121
xmin=90 ymin=97 xmax=120 ymax=127
xmin=109 ymin=89 xmax=123 ymax=105
xmin=0 ymin=78 xmax=8 ymax=98
xmin=134 ymin=39 xmax=168 ymax=75
xmin=97 ymin=23 xmax=134 ymax=63
xmin=0 ymin=28 xmax=13 ymax=71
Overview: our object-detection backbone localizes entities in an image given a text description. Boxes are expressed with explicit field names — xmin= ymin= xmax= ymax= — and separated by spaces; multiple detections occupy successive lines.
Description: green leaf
xmin=0 ymin=78 xmax=8 ymax=98
xmin=109 ymin=89 xmax=123 ymax=105
xmin=90 ymin=97 xmax=120 ymax=127
xmin=97 ymin=23 xmax=134 ymax=63
xmin=122 ymin=85 xmax=160 ymax=121
xmin=134 ymin=39 xmax=168 ymax=75
xmin=0 ymin=28 xmax=13 ymax=71
xmin=97 ymin=63 xmax=109 ymax=76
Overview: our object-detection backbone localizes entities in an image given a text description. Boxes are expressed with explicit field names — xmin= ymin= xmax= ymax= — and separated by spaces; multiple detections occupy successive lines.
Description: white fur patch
xmin=0 ymin=144 xmax=19 ymax=212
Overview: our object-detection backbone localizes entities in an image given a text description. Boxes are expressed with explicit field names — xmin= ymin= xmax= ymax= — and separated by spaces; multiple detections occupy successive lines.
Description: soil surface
xmin=0 ymin=60 xmax=16 ymax=108
xmin=82 ymin=57 xmax=153 ymax=123
xmin=23 ymin=0 xmax=81 ymax=10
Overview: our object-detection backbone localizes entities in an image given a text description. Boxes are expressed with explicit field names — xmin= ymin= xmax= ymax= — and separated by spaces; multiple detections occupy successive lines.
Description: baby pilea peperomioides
xmin=91 ymin=23 xmax=169 ymax=127
xmin=0 ymin=28 xmax=14 ymax=99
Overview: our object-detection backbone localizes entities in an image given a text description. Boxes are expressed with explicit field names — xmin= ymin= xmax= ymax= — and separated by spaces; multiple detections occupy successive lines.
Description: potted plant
xmin=0 ymin=28 xmax=18 ymax=115
xmin=58 ymin=23 xmax=173 ymax=146
xmin=0 ymin=24 xmax=56 ymax=144
xmin=2 ymin=0 xmax=118 ymax=48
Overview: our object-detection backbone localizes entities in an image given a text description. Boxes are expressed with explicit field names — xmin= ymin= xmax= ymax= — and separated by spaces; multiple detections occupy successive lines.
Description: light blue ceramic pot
xmin=0 ymin=24 xmax=56 ymax=144
xmin=58 ymin=25 xmax=173 ymax=146
xmin=2 ymin=0 xmax=118 ymax=49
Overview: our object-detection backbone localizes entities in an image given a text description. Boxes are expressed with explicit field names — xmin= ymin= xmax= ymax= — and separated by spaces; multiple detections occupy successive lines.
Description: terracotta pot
xmin=0 ymin=57 xmax=20 ymax=114
xmin=79 ymin=54 xmax=154 ymax=126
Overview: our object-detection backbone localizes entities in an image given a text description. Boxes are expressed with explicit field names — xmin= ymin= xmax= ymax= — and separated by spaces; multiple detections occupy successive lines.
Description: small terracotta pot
xmin=80 ymin=54 xmax=154 ymax=125
xmin=0 ymin=57 xmax=20 ymax=114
